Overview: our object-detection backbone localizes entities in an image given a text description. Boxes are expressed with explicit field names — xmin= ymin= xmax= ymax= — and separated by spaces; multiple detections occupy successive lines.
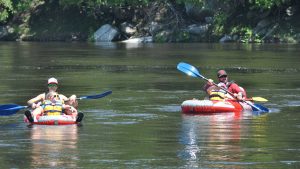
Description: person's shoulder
xmin=227 ymin=82 xmax=240 ymax=89
xmin=58 ymin=94 xmax=68 ymax=99
xmin=230 ymin=83 xmax=239 ymax=87
xmin=227 ymin=81 xmax=238 ymax=86
xmin=233 ymin=83 xmax=242 ymax=89
xmin=58 ymin=93 xmax=67 ymax=97
xmin=37 ymin=93 xmax=46 ymax=98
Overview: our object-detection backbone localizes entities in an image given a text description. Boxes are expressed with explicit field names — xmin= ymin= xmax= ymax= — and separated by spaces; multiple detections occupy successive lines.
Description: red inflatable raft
xmin=24 ymin=114 xmax=77 ymax=125
xmin=181 ymin=99 xmax=252 ymax=114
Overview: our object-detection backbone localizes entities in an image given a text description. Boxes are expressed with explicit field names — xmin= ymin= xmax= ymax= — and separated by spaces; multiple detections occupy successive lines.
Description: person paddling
xmin=25 ymin=77 xmax=83 ymax=123
xmin=31 ymin=91 xmax=78 ymax=116
xmin=27 ymin=77 xmax=78 ymax=108
xmin=203 ymin=70 xmax=247 ymax=101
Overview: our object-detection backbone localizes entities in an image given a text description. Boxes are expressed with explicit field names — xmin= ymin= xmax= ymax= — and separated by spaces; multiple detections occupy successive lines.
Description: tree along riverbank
xmin=0 ymin=0 xmax=299 ymax=43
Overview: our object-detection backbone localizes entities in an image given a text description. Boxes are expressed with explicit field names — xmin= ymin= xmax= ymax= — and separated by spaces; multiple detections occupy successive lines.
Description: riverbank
xmin=0 ymin=1 xmax=299 ymax=43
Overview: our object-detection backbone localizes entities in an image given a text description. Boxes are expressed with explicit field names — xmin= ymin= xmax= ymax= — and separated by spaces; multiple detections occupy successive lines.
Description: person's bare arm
xmin=59 ymin=94 xmax=68 ymax=101
xmin=27 ymin=93 xmax=44 ymax=108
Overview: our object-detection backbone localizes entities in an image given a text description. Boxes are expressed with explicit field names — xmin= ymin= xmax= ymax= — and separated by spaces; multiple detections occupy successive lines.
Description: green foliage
xmin=175 ymin=0 xmax=204 ymax=7
xmin=14 ymin=0 xmax=32 ymax=12
xmin=281 ymin=33 xmax=297 ymax=43
xmin=0 ymin=0 xmax=13 ymax=22
xmin=212 ymin=11 xmax=227 ymax=36
xmin=59 ymin=0 xmax=149 ymax=6
xmin=231 ymin=26 xmax=262 ymax=43
xmin=175 ymin=31 xmax=190 ymax=42
xmin=87 ymin=27 xmax=95 ymax=42
xmin=249 ymin=0 xmax=292 ymax=9
xmin=59 ymin=0 xmax=149 ymax=18
xmin=154 ymin=31 xmax=168 ymax=43
xmin=0 ymin=0 xmax=44 ymax=23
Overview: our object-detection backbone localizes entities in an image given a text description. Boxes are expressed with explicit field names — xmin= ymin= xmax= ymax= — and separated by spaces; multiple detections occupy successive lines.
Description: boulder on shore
xmin=94 ymin=24 xmax=120 ymax=42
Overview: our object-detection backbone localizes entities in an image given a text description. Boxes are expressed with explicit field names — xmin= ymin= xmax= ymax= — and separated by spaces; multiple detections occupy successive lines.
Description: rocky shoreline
xmin=1 ymin=1 xmax=299 ymax=43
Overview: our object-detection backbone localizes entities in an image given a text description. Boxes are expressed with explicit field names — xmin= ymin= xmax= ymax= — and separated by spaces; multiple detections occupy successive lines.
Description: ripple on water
xmin=0 ymin=143 xmax=18 ymax=147
xmin=266 ymin=107 xmax=281 ymax=113
xmin=286 ymin=101 xmax=300 ymax=107
xmin=84 ymin=109 xmax=159 ymax=125
xmin=155 ymin=105 xmax=181 ymax=112
xmin=98 ymin=121 xmax=139 ymax=125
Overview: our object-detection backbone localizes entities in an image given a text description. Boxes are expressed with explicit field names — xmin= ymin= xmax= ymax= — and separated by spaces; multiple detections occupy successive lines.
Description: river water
xmin=0 ymin=42 xmax=299 ymax=168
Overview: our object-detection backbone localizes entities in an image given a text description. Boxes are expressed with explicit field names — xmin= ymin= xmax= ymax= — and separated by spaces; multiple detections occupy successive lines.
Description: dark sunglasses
xmin=48 ymin=84 xmax=57 ymax=87
xmin=53 ymin=94 xmax=59 ymax=98
xmin=218 ymin=75 xmax=227 ymax=78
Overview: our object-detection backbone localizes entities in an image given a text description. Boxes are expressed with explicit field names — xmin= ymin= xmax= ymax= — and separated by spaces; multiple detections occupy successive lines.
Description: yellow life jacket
xmin=42 ymin=100 xmax=64 ymax=116
xmin=209 ymin=91 xmax=226 ymax=101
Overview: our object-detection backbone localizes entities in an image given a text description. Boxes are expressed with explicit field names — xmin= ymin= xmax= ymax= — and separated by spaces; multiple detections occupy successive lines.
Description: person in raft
xmin=203 ymin=70 xmax=247 ymax=101
xmin=31 ymin=91 xmax=77 ymax=116
xmin=24 ymin=77 xmax=83 ymax=123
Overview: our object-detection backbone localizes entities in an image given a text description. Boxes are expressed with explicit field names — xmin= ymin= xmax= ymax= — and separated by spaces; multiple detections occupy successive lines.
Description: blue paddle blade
xmin=177 ymin=62 xmax=202 ymax=78
xmin=0 ymin=104 xmax=27 ymax=116
xmin=253 ymin=103 xmax=269 ymax=112
xmin=79 ymin=90 xmax=112 ymax=100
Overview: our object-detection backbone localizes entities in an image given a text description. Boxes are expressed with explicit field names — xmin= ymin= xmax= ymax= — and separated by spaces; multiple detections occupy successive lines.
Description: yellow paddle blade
xmin=251 ymin=97 xmax=268 ymax=102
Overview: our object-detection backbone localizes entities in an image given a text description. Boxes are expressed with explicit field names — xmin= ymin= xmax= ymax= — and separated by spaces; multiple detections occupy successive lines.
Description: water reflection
xmin=94 ymin=42 xmax=118 ymax=49
xmin=29 ymin=125 xmax=78 ymax=168
xmin=178 ymin=112 xmax=243 ymax=167
xmin=94 ymin=41 xmax=154 ymax=49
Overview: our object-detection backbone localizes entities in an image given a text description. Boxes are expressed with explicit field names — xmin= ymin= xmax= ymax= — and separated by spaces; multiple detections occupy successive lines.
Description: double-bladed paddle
xmin=228 ymin=97 xmax=268 ymax=102
xmin=248 ymin=97 xmax=268 ymax=102
xmin=177 ymin=62 xmax=269 ymax=112
xmin=0 ymin=90 xmax=112 ymax=116
xmin=77 ymin=90 xmax=112 ymax=100
xmin=0 ymin=104 xmax=28 ymax=116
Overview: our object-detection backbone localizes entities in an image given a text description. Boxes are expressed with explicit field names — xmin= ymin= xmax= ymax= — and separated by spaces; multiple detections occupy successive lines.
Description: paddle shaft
xmin=229 ymin=98 xmax=266 ymax=102
xmin=0 ymin=104 xmax=28 ymax=116
xmin=251 ymin=97 xmax=268 ymax=102
xmin=204 ymin=78 xmax=236 ymax=97
xmin=66 ymin=91 xmax=112 ymax=101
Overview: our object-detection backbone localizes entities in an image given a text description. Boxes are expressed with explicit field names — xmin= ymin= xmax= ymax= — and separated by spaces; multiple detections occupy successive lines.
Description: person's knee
xmin=32 ymin=107 xmax=43 ymax=116
xmin=67 ymin=95 xmax=78 ymax=107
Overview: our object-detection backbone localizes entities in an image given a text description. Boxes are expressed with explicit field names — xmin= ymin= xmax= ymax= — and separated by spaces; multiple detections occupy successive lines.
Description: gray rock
xmin=94 ymin=24 xmax=119 ymax=42
xmin=232 ymin=34 xmax=239 ymax=41
xmin=254 ymin=19 xmax=272 ymax=35
xmin=186 ymin=24 xmax=209 ymax=35
xmin=219 ymin=35 xmax=232 ymax=43
xmin=120 ymin=22 xmax=136 ymax=36
xmin=286 ymin=6 xmax=296 ymax=16
xmin=295 ymin=33 xmax=300 ymax=43
xmin=122 ymin=36 xmax=153 ymax=43
xmin=205 ymin=17 xmax=214 ymax=24
xmin=149 ymin=22 xmax=163 ymax=35
xmin=0 ymin=26 xmax=8 ymax=39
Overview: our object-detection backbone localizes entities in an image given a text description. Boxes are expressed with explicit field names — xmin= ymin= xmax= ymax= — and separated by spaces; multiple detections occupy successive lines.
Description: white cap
xmin=48 ymin=77 xmax=58 ymax=84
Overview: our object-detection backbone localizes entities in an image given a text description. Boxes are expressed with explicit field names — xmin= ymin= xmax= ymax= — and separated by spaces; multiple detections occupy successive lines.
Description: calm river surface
xmin=0 ymin=42 xmax=300 ymax=168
